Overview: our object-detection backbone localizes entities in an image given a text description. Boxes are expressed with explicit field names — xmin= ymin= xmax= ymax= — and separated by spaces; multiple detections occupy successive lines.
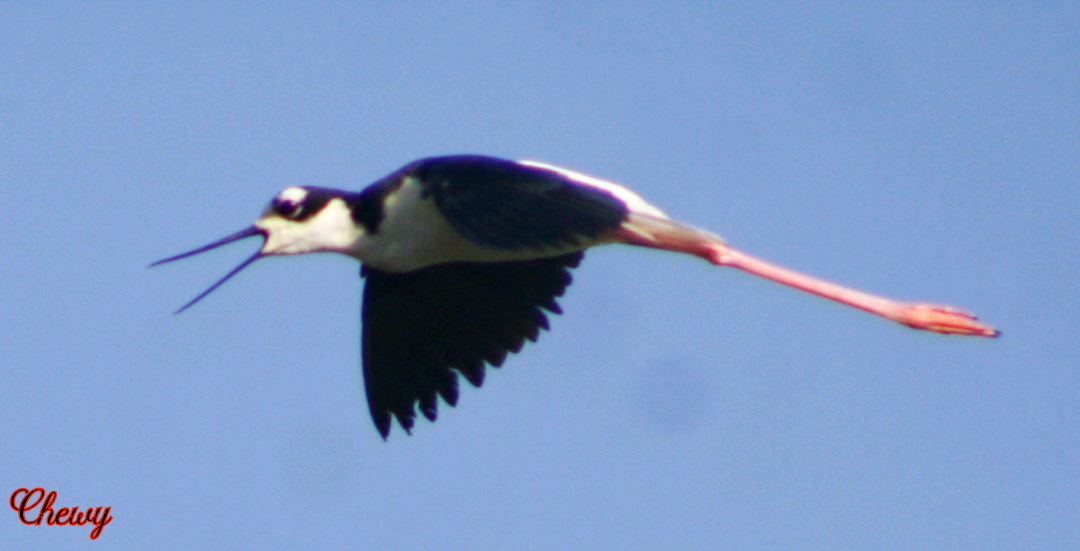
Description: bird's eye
xmin=272 ymin=198 xmax=303 ymax=219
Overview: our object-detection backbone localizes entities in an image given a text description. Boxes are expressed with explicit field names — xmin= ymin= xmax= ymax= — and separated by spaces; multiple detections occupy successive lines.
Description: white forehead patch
xmin=276 ymin=186 xmax=309 ymax=204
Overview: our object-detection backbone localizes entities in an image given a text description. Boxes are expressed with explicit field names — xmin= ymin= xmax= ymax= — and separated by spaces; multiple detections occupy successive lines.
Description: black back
xmin=408 ymin=155 xmax=629 ymax=250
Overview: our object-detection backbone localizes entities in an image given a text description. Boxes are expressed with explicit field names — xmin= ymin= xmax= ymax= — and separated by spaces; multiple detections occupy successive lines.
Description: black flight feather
xmin=360 ymin=252 xmax=583 ymax=438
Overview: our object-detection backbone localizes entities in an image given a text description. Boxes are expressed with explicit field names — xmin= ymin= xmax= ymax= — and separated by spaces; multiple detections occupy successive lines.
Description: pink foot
xmin=893 ymin=304 xmax=1000 ymax=337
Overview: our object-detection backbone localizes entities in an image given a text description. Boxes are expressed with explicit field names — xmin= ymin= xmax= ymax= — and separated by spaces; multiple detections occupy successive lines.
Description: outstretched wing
xmin=360 ymin=252 xmax=584 ymax=438
xmin=409 ymin=155 xmax=630 ymax=251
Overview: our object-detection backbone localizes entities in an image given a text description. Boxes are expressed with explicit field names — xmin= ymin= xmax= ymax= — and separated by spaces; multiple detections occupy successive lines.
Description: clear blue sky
xmin=2 ymin=3 xmax=1076 ymax=550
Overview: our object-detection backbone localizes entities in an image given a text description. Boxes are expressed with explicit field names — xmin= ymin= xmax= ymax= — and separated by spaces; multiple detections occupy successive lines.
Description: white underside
xmin=348 ymin=177 xmax=594 ymax=273
xmin=356 ymin=163 xmax=684 ymax=272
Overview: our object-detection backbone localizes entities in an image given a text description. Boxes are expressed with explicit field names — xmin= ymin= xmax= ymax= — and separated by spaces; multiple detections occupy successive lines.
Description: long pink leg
xmin=613 ymin=214 xmax=999 ymax=337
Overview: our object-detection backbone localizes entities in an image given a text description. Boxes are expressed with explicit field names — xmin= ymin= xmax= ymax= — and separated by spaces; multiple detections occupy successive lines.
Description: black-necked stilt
xmin=153 ymin=155 xmax=999 ymax=438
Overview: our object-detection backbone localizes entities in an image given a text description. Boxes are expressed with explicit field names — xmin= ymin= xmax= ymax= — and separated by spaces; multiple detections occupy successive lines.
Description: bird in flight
xmin=153 ymin=155 xmax=999 ymax=438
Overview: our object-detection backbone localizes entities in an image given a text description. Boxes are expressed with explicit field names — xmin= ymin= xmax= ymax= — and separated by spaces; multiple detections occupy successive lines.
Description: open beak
xmin=151 ymin=226 xmax=267 ymax=314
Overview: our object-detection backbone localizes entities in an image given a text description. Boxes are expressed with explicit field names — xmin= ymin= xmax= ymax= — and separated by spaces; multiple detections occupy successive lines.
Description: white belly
xmin=348 ymin=178 xmax=590 ymax=273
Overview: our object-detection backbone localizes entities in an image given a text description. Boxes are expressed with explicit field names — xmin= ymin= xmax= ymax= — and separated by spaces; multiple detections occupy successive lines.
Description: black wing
xmin=360 ymin=252 xmax=583 ymax=438
xmin=408 ymin=155 xmax=629 ymax=250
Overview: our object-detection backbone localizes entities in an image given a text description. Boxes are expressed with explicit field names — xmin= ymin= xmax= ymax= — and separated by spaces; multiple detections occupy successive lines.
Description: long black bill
xmin=150 ymin=226 xmax=266 ymax=314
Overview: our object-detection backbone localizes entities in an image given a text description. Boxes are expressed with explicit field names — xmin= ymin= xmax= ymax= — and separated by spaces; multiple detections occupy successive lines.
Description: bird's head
xmin=256 ymin=186 xmax=362 ymax=256
xmin=151 ymin=186 xmax=362 ymax=313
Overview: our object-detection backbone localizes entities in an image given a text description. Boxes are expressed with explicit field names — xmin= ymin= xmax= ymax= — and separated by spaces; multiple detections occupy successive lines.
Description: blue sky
xmin=2 ymin=3 xmax=1077 ymax=550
